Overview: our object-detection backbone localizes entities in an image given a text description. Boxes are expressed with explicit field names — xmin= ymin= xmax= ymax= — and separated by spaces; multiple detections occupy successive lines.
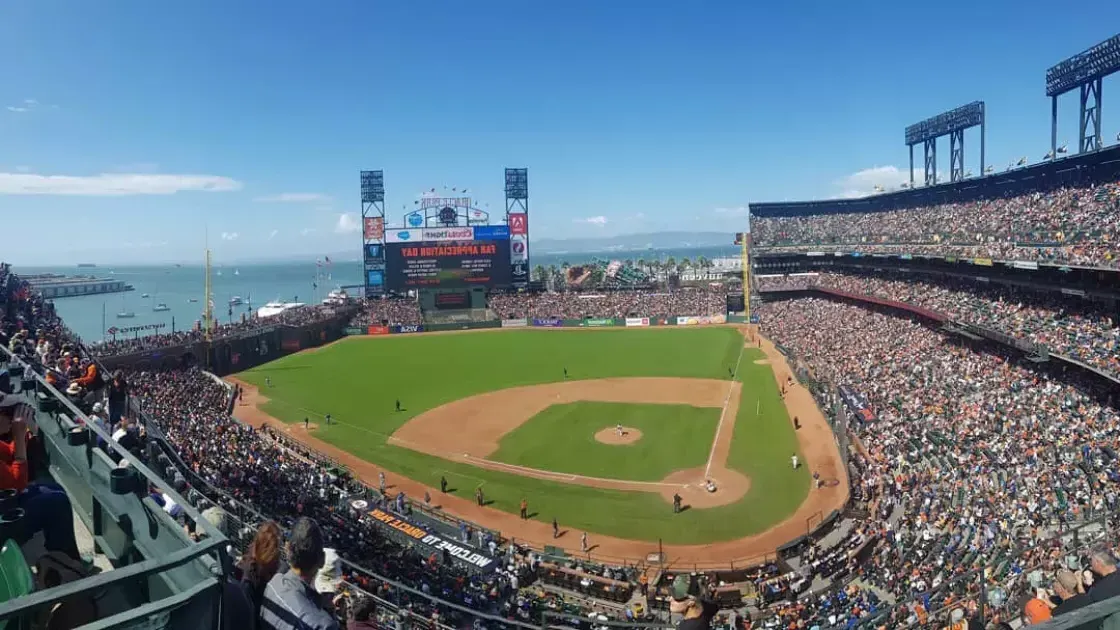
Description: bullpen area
xmin=228 ymin=326 xmax=846 ymax=565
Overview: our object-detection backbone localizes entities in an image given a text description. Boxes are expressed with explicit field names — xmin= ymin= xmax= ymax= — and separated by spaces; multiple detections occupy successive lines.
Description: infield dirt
xmin=226 ymin=328 xmax=848 ymax=565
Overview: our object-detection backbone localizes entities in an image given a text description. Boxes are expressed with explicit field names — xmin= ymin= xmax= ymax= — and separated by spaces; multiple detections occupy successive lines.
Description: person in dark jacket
xmin=347 ymin=595 xmax=377 ymax=630
xmin=107 ymin=371 xmax=128 ymax=427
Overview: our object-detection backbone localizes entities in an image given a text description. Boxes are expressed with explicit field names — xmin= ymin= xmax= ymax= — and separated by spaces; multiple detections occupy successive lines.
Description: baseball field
xmin=229 ymin=326 xmax=846 ymax=563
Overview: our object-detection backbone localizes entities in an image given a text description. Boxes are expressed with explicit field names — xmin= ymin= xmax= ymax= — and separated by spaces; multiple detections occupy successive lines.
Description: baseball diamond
xmin=226 ymin=325 xmax=847 ymax=564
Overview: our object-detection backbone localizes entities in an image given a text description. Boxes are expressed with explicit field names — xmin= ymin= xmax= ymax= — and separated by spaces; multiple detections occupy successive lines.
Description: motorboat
xmin=153 ymin=303 xmax=170 ymax=312
xmin=116 ymin=311 xmax=135 ymax=319
xmin=321 ymin=288 xmax=349 ymax=305
xmin=140 ymin=293 xmax=150 ymax=298
xmin=229 ymin=296 xmax=244 ymax=306
xmin=257 ymin=301 xmax=305 ymax=319
xmin=188 ymin=298 xmax=198 ymax=303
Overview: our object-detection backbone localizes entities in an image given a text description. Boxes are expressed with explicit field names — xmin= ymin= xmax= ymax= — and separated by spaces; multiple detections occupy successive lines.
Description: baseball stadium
xmin=5 ymin=27 xmax=1120 ymax=630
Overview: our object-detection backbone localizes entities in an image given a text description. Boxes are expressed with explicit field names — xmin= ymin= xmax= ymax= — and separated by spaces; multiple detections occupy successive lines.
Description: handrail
xmin=0 ymin=345 xmax=226 ymax=544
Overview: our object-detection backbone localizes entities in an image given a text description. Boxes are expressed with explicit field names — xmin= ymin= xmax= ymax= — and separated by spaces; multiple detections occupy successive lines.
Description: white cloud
xmin=301 ymin=228 xmax=316 ymax=236
xmin=335 ymin=213 xmax=360 ymax=234
xmin=267 ymin=229 xmax=279 ymax=240
xmin=220 ymin=232 xmax=239 ymax=241
xmin=832 ymin=165 xmax=936 ymax=198
xmin=575 ymin=216 xmax=608 ymax=226
xmin=13 ymin=166 xmax=29 ymax=173
xmin=254 ymin=192 xmax=331 ymax=203
xmin=0 ymin=171 xmax=242 ymax=196
xmin=5 ymin=99 xmax=43 ymax=114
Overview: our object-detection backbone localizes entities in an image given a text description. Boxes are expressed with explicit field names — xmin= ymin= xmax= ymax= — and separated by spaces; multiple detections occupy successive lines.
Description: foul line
xmin=460 ymin=455 xmax=687 ymax=490
xmin=704 ymin=339 xmax=747 ymax=479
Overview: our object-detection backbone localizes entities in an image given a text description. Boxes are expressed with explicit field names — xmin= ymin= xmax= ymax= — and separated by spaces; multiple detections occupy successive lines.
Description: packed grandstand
xmin=5 ymin=203 xmax=1120 ymax=630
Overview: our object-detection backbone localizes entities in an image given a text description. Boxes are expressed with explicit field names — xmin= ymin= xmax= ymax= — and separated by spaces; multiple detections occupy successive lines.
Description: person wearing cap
xmin=0 ymin=394 xmax=82 ymax=560
xmin=260 ymin=517 xmax=340 ymax=630
xmin=668 ymin=575 xmax=718 ymax=630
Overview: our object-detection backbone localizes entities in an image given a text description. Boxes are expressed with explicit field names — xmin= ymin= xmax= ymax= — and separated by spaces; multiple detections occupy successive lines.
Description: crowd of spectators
xmin=348 ymin=298 xmax=423 ymax=327
xmin=751 ymin=180 xmax=1120 ymax=268
xmin=758 ymin=271 xmax=1120 ymax=380
xmin=488 ymin=287 xmax=726 ymax=320
xmin=87 ymin=302 xmax=354 ymax=358
xmin=17 ymin=255 xmax=1120 ymax=627
xmin=757 ymin=296 xmax=1120 ymax=626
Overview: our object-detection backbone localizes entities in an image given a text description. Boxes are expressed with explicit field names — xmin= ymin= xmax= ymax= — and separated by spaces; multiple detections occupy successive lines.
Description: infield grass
xmin=490 ymin=401 xmax=719 ymax=482
xmin=238 ymin=327 xmax=809 ymax=545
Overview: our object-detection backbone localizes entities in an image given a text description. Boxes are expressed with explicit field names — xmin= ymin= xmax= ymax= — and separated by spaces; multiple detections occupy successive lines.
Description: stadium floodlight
xmin=904 ymin=101 xmax=985 ymax=146
xmin=904 ymin=101 xmax=986 ymax=186
xmin=1045 ymin=34 xmax=1120 ymax=97
xmin=1046 ymin=33 xmax=1120 ymax=154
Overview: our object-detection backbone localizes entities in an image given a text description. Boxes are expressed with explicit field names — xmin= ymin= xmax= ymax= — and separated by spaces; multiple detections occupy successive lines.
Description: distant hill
xmin=532 ymin=231 xmax=736 ymax=254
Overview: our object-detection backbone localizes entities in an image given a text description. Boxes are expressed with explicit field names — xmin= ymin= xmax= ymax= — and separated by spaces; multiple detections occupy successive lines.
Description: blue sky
xmin=2 ymin=1 xmax=1119 ymax=265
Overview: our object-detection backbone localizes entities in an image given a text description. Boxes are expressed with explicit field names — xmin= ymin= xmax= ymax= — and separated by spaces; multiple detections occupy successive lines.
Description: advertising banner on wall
xmin=501 ymin=318 xmax=528 ymax=328
xmin=393 ymin=325 xmax=424 ymax=334
xmin=583 ymin=318 xmax=615 ymax=327
xmin=532 ymin=318 xmax=563 ymax=327
xmin=367 ymin=326 xmax=391 ymax=335
xmin=472 ymin=225 xmax=510 ymax=240
xmin=676 ymin=315 xmax=728 ymax=326
xmin=365 ymin=508 xmax=495 ymax=571
xmin=344 ymin=327 xmax=366 ymax=336
xmin=625 ymin=317 xmax=650 ymax=327
xmin=385 ymin=227 xmax=476 ymax=244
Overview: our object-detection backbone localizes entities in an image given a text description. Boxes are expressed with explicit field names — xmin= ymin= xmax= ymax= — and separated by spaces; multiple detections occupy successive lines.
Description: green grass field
xmin=238 ymin=328 xmax=809 ymax=544
xmin=490 ymin=401 xmax=720 ymax=482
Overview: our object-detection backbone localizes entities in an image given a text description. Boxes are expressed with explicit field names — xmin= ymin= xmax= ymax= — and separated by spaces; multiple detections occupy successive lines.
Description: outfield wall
xmin=343 ymin=313 xmax=729 ymax=337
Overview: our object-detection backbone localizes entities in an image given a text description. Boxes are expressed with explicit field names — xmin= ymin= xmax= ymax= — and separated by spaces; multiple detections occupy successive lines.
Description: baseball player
xmin=395 ymin=399 xmax=401 ymax=412
xmin=379 ymin=471 xmax=386 ymax=493
xmin=616 ymin=423 xmax=623 ymax=437
xmin=265 ymin=376 xmax=272 ymax=388
xmin=791 ymin=453 xmax=799 ymax=469
xmin=581 ymin=532 xmax=588 ymax=552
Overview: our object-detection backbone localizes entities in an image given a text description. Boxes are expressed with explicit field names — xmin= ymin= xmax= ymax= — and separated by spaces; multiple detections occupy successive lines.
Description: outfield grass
xmin=489 ymin=401 xmax=719 ymax=482
xmin=238 ymin=327 xmax=809 ymax=544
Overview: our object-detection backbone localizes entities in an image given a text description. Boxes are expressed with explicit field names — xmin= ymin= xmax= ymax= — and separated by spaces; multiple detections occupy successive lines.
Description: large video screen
xmin=385 ymin=240 xmax=511 ymax=290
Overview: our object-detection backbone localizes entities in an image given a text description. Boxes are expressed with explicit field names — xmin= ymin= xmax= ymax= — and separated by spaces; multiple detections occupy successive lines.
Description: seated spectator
xmin=0 ymin=395 xmax=82 ymax=561
xmin=1089 ymin=546 xmax=1120 ymax=602
xmin=261 ymin=517 xmax=340 ymax=630
xmin=236 ymin=521 xmax=284 ymax=618
xmin=346 ymin=596 xmax=377 ymax=630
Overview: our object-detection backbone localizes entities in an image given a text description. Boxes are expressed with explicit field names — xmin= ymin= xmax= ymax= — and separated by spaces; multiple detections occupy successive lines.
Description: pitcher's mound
xmin=659 ymin=467 xmax=751 ymax=509
xmin=594 ymin=427 xmax=642 ymax=445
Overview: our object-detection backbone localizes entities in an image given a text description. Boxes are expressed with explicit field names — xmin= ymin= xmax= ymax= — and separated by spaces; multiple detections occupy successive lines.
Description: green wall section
xmin=239 ymin=328 xmax=809 ymax=544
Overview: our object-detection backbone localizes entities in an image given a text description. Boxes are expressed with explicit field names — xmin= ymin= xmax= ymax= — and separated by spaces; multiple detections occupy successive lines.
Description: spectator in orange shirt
xmin=0 ymin=395 xmax=81 ymax=560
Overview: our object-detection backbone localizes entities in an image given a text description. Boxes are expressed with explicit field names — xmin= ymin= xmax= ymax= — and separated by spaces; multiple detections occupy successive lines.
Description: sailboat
xmin=234 ymin=269 xmax=240 ymax=276
xmin=116 ymin=294 xmax=135 ymax=318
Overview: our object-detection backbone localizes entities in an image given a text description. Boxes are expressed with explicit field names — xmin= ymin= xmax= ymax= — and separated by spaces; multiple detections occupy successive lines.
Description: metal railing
xmin=0 ymin=345 xmax=229 ymax=629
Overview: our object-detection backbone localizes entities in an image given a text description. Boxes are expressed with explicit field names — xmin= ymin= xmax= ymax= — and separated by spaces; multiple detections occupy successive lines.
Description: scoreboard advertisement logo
xmin=509 ymin=213 xmax=528 ymax=235
xmin=363 ymin=217 xmax=384 ymax=240
xmin=386 ymin=227 xmax=475 ymax=243
xmin=510 ymin=234 xmax=529 ymax=262
xmin=384 ymin=240 xmax=511 ymax=290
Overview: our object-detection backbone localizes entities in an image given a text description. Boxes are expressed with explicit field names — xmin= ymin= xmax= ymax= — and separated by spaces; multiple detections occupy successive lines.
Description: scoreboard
xmin=384 ymin=240 xmax=512 ymax=290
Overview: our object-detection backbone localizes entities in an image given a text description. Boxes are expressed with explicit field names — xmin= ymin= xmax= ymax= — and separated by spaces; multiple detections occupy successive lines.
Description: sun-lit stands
xmin=751 ymin=176 xmax=1120 ymax=269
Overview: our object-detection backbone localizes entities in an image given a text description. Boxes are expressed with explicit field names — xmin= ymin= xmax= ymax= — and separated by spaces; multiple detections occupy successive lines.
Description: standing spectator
xmin=107 ymin=371 xmax=128 ymax=427
xmin=260 ymin=517 xmax=340 ymax=630
xmin=235 ymin=521 xmax=284 ymax=618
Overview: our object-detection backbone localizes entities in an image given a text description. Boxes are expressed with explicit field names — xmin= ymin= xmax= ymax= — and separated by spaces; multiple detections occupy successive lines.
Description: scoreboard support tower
xmin=504 ymin=168 xmax=530 ymax=288
xmin=361 ymin=170 xmax=386 ymax=298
